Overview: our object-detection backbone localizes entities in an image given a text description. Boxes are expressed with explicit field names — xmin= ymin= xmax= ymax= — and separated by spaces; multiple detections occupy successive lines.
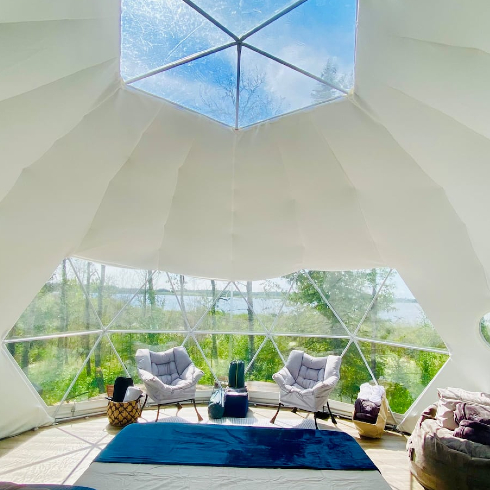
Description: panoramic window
xmin=121 ymin=0 xmax=356 ymax=128
xmin=5 ymin=259 xmax=449 ymax=417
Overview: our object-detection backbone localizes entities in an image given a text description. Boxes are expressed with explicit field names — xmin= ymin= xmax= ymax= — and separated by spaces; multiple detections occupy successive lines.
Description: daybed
xmin=407 ymin=388 xmax=490 ymax=490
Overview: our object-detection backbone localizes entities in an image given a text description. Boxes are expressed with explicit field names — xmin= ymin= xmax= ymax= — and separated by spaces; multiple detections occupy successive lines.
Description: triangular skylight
xmin=121 ymin=0 xmax=356 ymax=128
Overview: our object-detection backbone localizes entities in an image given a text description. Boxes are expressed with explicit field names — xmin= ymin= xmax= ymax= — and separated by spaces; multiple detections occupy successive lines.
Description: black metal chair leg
xmin=327 ymin=402 xmax=337 ymax=425
xmin=192 ymin=398 xmax=203 ymax=422
xmin=156 ymin=404 xmax=161 ymax=422
xmin=314 ymin=412 xmax=319 ymax=429
xmin=291 ymin=407 xmax=298 ymax=414
xmin=270 ymin=403 xmax=283 ymax=424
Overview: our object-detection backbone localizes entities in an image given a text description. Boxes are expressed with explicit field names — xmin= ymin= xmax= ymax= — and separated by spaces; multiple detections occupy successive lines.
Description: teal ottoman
xmin=224 ymin=388 xmax=249 ymax=418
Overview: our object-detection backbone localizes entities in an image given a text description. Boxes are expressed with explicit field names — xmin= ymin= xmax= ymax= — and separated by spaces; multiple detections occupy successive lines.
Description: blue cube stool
xmin=224 ymin=388 xmax=249 ymax=418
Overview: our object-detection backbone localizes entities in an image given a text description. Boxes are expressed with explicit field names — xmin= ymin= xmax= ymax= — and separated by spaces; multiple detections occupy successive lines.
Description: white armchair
xmin=135 ymin=346 xmax=204 ymax=421
xmin=270 ymin=350 xmax=342 ymax=428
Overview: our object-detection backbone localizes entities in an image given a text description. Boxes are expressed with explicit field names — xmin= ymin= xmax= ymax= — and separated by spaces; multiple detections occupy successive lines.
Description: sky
xmin=121 ymin=0 xmax=357 ymax=127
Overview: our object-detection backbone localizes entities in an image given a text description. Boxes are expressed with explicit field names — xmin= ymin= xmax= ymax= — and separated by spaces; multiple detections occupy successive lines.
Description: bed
xmin=75 ymin=419 xmax=391 ymax=490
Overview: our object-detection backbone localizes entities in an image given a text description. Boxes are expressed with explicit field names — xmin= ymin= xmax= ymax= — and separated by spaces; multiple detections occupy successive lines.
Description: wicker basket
xmin=107 ymin=395 xmax=147 ymax=427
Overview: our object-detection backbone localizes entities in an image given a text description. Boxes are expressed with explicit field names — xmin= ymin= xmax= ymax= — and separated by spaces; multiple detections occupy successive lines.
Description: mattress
xmin=75 ymin=418 xmax=392 ymax=490
xmin=76 ymin=462 xmax=391 ymax=490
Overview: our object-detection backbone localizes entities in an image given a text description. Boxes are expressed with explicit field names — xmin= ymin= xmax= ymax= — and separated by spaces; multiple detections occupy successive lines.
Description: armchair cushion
xmin=181 ymin=363 xmax=204 ymax=384
xmin=135 ymin=346 xmax=203 ymax=405
xmin=272 ymin=367 xmax=294 ymax=388
xmin=272 ymin=350 xmax=341 ymax=413
xmin=312 ymin=375 xmax=339 ymax=399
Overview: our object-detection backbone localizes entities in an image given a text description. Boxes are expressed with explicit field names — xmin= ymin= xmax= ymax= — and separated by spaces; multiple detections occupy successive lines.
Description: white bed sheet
xmin=76 ymin=461 xmax=392 ymax=490
xmin=75 ymin=417 xmax=392 ymax=490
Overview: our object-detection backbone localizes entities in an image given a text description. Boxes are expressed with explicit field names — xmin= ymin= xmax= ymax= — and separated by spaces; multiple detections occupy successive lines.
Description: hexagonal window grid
xmin=4 ymin=258 xmax=449 ymax=416
xmin=121 ymin=0 xmax=356 ymax=128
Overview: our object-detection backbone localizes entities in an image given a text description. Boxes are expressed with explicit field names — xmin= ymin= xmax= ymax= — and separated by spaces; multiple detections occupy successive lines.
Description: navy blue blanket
xmin=95 ymin=423 xmax=377 ymax=471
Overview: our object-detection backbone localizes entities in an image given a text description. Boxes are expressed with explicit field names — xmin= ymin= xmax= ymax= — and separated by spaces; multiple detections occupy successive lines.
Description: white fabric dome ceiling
xmin=1 ymin=0 xmax=490 ymax=438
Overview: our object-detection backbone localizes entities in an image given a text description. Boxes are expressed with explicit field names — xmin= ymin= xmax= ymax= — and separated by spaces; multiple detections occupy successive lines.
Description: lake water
xmin=110 ymin=293 xmax=424 ymax=325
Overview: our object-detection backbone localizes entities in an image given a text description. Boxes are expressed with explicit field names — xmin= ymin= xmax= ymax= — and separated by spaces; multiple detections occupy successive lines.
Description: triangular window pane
xmin=190 ymin=0 xmax=299 ymax=37
xmin=195 ymin=281 xmax=268 ymax=334
xmin=277 ymin=336 xmax=348 ymax=363
xmin=121 ymin=0 xmax=231 ymax=81
xmin=358 ymin=341 xmax=449 ymax=414
xmin=110 ymin=271 xmax=187 ymax=332
xmin=183 ymin=336 xmax=216 ymax=387
xmin=86 ymin=262 xmax=148 ymax=329
xmin=248 ymin=0 xmax=355 ymax=91
xmin=273 ymin=303 xmax=349 ymax=336
xmin=246 ymin=337 xmax=284 ymax=386
xmin=7 ymin=334 xmax=101 ymax=406
xmin=329 ymin=342 xmax=374 ymax=405
xmin=132 ymin=46 xmax=238 ymax=127
xmin=175 ymin=276 xmax=230 ymax=331
xmin=238 ymin=47 xmax=342 ymax=127
xmin=279 ymin=271 xmax=348 ymax=336
xmin=7 ymin=260 xmax=101 ymax=340
xmin=273 ymin=275 xmax=348 ymax=336
xmin=233 ymin=278 xmax=293 ymax=333
xmin=358 ymin=270 xmax=448 ymax=350
xmin=62 ymin=334 xmax=127 ymax=405
xmin=307 ymin=269 xmax=391 ymax=333
xmin=193 ymin=333 xmax=267 ymax=384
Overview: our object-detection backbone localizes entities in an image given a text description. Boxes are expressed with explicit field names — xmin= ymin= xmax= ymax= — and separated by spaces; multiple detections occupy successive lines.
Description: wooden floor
xmin=0 ymin=404 xmax=423 ymax=490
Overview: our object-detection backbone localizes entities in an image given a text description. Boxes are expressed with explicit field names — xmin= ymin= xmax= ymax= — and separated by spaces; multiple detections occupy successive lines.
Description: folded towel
xmin=358 ymin=383 xmax=385 ymax=406
xmin=123 ymin=387 xmax=143 ymax=402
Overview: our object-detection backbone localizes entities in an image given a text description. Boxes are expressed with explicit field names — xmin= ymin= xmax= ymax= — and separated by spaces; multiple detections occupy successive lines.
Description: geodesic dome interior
xmin=1 ymin=0 xmax=490 ymax=439
xmin=5 ymin=259 xmax=448 ymax=422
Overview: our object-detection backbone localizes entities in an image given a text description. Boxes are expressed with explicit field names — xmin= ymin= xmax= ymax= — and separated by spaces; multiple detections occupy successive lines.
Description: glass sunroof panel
xmin=190 ymin=0 xmax=300 ymax=37
xmin=122 ymin=0 xmax=355 ymax=127
xmin=121 ymin=0 xmax=232 ymax=81
xmin=132 ymin=46 xmax=238 ymax=127
xmin=248 ymin=0 xmax=356 ymax=92
xmin=238 ymin=47 xmax=343 ymax=127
